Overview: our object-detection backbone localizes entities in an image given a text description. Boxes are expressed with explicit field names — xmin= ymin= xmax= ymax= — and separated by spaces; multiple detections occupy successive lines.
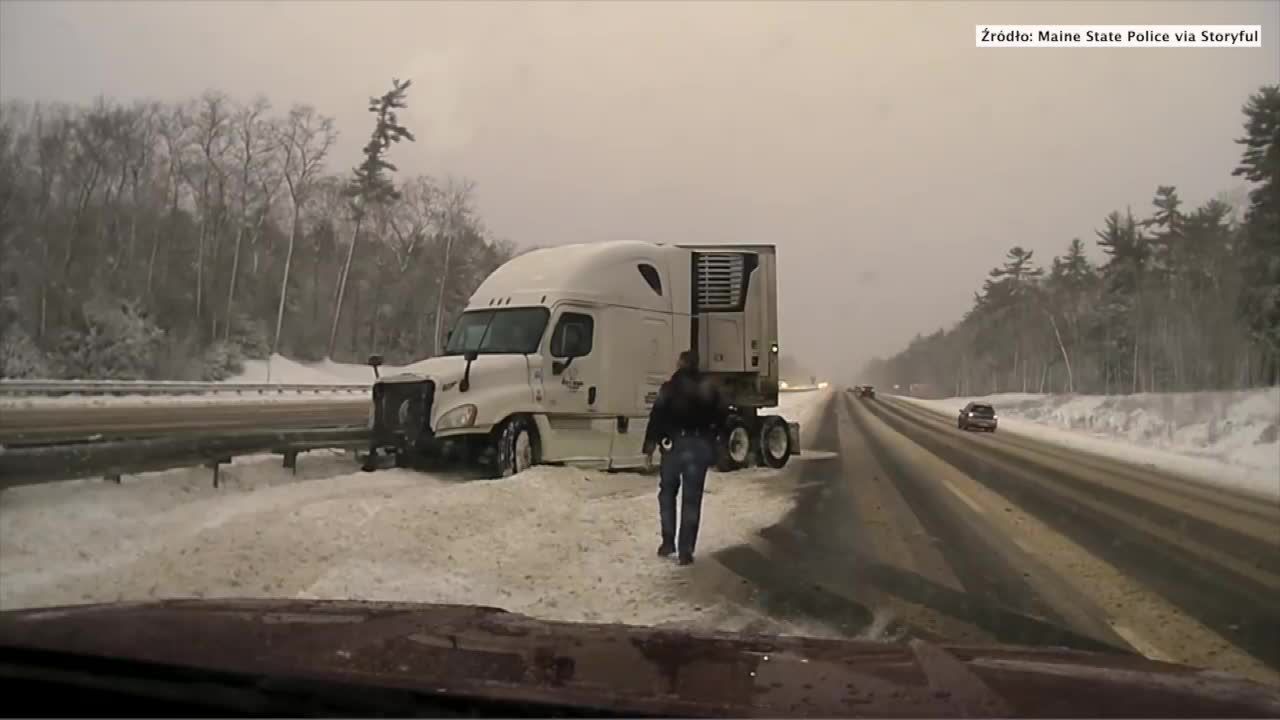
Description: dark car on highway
xmin=852 ymin=385 xmax=876 ymax=398
xmin=958 ymin=402 xmax=998 ymax=432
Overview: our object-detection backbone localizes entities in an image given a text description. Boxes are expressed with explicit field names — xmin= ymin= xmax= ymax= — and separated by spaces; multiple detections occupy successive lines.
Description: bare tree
xmin=382 ymin=175 xmax=438 ymax=356
xmin=432 ymin=179 xmax=476 ymax=356
xmin=56 ymin=99 xmax=115 ymax=326
xmin=0 ymin=89 xmax=520 ymax=378
xmin=387 ymin=175 xmax=436 ymax=272
xmin=270 ymin=105 xmax=336 ymax=379
xmin=223 ymin=97 xmax=272 ymax=342
xmin=26 ymin=103 xmax=72 ymax=338
xmin=188 ymin=92 xmax=232 ymax=331
xmin=152 ymin=105 xmax=192 ymax=301
xmin=116 ymin=102 xmax=160 ymax=285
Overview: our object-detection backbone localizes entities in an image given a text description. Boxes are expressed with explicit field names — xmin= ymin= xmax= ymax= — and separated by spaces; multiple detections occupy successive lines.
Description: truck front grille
xmin=372 ymin=380 xmax=435 ymax=442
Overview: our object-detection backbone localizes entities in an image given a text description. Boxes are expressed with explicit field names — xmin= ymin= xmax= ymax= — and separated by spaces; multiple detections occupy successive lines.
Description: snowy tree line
xmin=0 ymin=83 xmax=515 ymax=380
xmin=865 ymin=85 xmax=1280 ymax=396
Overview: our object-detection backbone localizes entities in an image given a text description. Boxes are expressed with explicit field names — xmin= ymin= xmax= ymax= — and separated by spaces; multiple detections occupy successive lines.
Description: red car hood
xmin=0 ymin=598 xmax=1276 ymax=717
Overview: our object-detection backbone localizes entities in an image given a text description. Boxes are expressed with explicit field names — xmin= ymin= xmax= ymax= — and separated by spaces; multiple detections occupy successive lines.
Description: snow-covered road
xmin=0 ymin=389 xmax=834 ymax=639
xmin=900 ymin=389 xmax=1279 ymax=500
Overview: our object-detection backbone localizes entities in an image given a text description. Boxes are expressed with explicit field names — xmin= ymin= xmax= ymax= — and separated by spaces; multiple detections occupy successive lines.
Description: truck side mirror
xmin=552 ymin=356 xmax=573 ymax=376
xmin=460 ymin=350 xmax=478 ymax=392
xmin=367 ymin=353 xmax=383 ymax=379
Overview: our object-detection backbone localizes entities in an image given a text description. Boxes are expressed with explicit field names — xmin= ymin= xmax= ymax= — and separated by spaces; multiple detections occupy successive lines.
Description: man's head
xmin=677 ymin=350 xmax=699 ymax=372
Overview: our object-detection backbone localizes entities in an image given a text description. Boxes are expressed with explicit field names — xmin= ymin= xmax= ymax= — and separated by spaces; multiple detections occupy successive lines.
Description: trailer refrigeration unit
xmin=363 ymin=241 xmax=800 ymax=477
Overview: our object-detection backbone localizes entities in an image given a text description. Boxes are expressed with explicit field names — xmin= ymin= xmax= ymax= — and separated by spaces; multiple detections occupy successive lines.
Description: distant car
xmin=958 ymin=402 xmax=997 ymax=432
xmin=851 ymin=385 xmax=876 ymax=399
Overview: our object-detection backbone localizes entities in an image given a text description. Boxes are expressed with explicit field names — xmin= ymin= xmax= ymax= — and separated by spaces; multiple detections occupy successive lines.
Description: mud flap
xmin=788 ymin=422 xmax=801 ymax=455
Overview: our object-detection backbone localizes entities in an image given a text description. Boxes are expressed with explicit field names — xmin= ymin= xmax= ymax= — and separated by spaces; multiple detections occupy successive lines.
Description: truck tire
xmin=758 ymin=414 xmax=792 ymax=469
xmin=495 ymin=416 xmax=539 ymax=478
xmin=716 ymin=415 xmax=753 ymax=472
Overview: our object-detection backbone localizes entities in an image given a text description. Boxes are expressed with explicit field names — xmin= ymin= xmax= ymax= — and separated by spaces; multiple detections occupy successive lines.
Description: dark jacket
xmin=642 ymin=368 xmax=730 ymax=454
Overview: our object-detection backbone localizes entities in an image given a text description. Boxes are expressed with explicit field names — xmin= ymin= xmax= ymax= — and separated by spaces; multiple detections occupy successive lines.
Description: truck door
xmin=608 ymin=312 xmax=672 ymax=469
xmin=542 ymin=305 xmax=613 ymax=467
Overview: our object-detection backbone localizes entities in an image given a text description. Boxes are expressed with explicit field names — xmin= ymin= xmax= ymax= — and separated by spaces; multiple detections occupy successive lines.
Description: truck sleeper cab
xmin=365 ymin=241 xmax=799 ymax=477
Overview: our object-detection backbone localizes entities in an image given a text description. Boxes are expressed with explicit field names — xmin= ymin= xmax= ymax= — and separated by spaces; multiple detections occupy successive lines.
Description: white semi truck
xmin=363 ymin=241 xmax=799 ymax=476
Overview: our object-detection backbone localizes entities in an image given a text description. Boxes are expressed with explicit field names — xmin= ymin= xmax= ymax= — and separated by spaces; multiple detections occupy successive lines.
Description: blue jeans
xmin=659 ymin=435 xmax=714 ymax=557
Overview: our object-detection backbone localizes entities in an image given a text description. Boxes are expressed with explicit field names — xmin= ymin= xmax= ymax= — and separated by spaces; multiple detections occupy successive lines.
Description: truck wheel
xmin=758 ymin=415 xmax=792 ymax=469
xmin=496 ymin=416 xmax=538 ymax=477
xmin=716 ymin=415 xmax=753 ymax=472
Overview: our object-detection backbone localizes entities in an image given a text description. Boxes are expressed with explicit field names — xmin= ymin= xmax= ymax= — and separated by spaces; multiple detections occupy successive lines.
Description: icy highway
xmin=1 ymin=388 xmax=1277 ymax=687
xmin=727 ymin=392 xmax=1279 ymax=686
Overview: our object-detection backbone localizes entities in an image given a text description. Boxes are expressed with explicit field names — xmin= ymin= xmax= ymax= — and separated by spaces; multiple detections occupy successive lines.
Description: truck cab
xmin=365 ymin=241 xmax=799 ymax=476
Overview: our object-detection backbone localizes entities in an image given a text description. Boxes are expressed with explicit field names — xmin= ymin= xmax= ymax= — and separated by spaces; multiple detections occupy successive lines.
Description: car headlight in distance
xmin=436 ymin=404 xmax=478 ymax=431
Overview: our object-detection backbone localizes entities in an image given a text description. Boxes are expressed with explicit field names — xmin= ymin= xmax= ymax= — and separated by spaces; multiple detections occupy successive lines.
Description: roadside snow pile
xmin=903 ymin=389 xmax=1279 ymax=498
xmin=770 ymin=388 xmax=832 ymax=446
xmin=1 ymin=389 xmax=836 ymax=639
xmin=231 ymin=354 xmax=382 ymax=385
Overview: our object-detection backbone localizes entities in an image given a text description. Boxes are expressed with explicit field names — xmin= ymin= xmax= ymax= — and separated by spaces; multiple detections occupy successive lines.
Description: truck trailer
xmin=363 ymin=241 xmax=799 ymax=476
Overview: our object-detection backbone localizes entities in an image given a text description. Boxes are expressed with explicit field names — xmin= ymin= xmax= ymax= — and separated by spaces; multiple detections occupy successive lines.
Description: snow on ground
xmin=232 ymin=354 xmax=386 ymax=385
xmin=900 ymin=389 xmax=1279 ymax=501
xmin=769 ymin=387 xmax=829 ymax=447
xmin=1 ymin=355 xmax=374 ymax=411
xmin=1 ymin=389 xmax=836 ymax=638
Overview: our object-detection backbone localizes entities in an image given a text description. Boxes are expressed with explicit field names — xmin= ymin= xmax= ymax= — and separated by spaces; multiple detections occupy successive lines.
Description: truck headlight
xmin=436 ymin=404 xmax=478 ymax=431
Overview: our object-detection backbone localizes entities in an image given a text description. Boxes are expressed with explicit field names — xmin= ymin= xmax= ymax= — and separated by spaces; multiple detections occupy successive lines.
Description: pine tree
xmin=1233 ymin=84 xmax=1280 ymax=380
xmin=1143 ymin=185 xmax=1184 ymax=280
xmin=328 ymin=78 xmax=415 ymax=359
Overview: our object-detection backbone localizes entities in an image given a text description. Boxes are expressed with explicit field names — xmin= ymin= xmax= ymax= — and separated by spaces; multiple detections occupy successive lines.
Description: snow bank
xmin=901 ymin=389 xmax=1279 ymax=500
xmin=769 ymin=388 xmax=832 ymax=446
xmin=1 ymin=390 xmax=837 ymax=639
xmin=231 ymin=354 xmax=384 ymax=385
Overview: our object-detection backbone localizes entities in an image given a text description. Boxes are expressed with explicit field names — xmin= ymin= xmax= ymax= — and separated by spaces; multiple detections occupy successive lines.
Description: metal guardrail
xmin=0 ymin=380 xmax=371 ymax=397
xmin=0 ymin=426 xmax=370 ymax=489
xmin=1 ymin=396 xmax=370 ymax=446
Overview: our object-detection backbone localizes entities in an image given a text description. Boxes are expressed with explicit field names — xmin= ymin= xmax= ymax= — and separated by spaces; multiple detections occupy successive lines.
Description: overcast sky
xmin=2 ymin=1 xmax=1276 ymax=379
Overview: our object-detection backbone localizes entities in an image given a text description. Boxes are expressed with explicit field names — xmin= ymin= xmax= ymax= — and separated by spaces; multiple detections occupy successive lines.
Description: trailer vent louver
xmin=695 ymin=253 xmax=745 ymax=310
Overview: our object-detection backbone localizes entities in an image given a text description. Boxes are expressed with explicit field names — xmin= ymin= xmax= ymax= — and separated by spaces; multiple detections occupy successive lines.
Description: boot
xmin=657 ymin=541 xmax=675 ymax=557
xmin=677 ymin=553 xmax=693 ymax=566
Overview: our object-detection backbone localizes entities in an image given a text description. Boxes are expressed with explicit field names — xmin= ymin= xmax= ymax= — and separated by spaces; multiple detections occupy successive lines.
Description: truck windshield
xmin=444 ymin=308 xmax=550 ymax=356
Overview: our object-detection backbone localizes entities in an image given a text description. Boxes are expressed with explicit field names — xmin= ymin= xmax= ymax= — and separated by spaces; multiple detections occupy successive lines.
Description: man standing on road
xmin=642 ymin=350 xmax=728 ymax=566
